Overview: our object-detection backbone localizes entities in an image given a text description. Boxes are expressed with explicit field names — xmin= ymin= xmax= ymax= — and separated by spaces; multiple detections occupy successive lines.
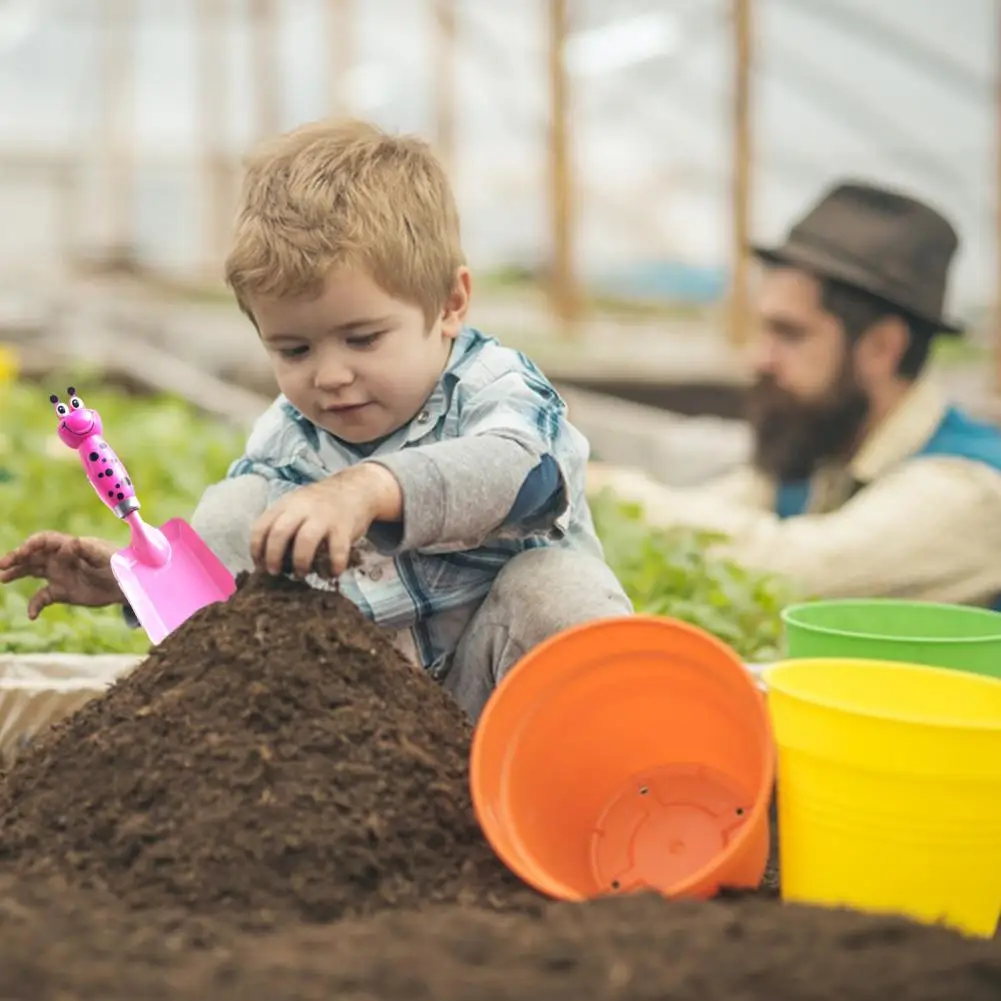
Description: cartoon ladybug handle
xmin=51 ymin=387 xmax=140 ymax=519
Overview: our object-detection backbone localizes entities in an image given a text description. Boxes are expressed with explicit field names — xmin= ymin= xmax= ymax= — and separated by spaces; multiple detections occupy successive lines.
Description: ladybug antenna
xmin=67 ymin=386 xmax=76 ymax=396
xmin=49 ymin=394 xmax=59 ymax=404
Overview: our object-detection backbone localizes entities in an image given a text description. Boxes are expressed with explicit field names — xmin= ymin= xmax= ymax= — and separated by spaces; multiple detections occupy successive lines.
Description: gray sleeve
xmin=365 ymin=435 xmax=568 ymax=554
xmin=121 ymin=474 xmax=270 ymax=630
xmin=188 ymin=473 xmax=271 ymax=575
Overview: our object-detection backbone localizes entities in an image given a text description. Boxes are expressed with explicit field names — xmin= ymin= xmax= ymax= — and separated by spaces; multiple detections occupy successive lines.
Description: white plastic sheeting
xmin=0 ymin=653 xmax=142 ymax=768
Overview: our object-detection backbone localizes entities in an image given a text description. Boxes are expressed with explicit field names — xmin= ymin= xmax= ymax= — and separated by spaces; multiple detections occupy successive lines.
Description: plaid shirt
xmin=227 ymin=326 xmax=602 ymax=672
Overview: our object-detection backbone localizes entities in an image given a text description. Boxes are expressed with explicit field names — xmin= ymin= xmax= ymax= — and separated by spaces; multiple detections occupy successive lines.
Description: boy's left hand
xmin=251 ymin=463 xmax=402 ymax=578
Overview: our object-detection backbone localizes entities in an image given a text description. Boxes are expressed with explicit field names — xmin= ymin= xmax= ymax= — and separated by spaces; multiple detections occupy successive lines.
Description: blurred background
xmin=0 ymin=0 xmax=998 ymax=656
xmin=0 ymin=0 xmax=999 ymax=477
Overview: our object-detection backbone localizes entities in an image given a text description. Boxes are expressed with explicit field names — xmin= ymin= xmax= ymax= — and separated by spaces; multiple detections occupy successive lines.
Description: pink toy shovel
xmin=49 ymin=387 xmax=236 ymax=644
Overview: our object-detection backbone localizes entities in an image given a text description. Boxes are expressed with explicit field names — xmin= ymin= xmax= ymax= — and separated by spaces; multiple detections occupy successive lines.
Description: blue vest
xmin=775 ymin=405 xmax=1001 ymax=609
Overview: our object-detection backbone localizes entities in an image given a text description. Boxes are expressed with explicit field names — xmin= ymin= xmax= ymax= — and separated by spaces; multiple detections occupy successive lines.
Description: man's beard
xmin=747 ymin=361 xmax=870 ymax=482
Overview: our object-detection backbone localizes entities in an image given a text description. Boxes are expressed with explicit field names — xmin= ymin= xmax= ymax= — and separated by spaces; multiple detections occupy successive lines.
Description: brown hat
xmin=751 ymin=181 xmax=963 ymax=335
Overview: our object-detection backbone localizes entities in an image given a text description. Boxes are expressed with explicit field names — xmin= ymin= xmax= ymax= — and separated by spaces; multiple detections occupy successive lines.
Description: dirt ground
xmin=1 ymin=876 xmax=998 ymax=1001
xmin=0 ymin=573 xmax=997 ymax=1000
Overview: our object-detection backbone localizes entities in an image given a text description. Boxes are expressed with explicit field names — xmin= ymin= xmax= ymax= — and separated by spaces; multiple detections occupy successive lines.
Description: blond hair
xmin=225 ymin=118 xmax=464 ymax=325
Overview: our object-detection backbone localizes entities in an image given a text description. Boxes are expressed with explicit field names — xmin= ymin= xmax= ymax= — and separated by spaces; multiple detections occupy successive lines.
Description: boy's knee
xmin=443 ymin=547 xmax=631 ymax=721
xmin=485 ymin=546 xmax=632 ymax=645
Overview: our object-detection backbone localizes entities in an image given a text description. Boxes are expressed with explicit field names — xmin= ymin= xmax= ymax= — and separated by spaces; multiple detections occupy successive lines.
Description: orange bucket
xmin=470 ymin=615 xmax=775 ymax=901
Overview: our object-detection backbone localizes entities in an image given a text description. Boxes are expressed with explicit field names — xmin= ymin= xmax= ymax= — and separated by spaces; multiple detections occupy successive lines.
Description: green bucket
xmin=781 ymin=599 xmax=1001 ymax=680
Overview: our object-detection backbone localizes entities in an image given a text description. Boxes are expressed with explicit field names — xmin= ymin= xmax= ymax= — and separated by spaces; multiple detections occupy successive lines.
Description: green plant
xmin=589 ymin=489 xmax=797 ymax=662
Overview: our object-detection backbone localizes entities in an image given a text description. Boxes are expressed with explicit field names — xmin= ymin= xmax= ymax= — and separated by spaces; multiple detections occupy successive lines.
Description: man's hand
xmin=0 ymin=532 xmax=123 ymax=618
xmin=250 ymin=463 xmax=403 ymax=578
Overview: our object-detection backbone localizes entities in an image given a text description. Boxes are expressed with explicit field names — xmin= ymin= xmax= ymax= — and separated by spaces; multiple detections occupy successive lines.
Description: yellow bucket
xmin=763 ymin=657 xmax=1001 ymax=938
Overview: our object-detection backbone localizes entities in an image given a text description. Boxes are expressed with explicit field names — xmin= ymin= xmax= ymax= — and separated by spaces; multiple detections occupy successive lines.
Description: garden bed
xmin=0 ymin=572 xmax=995 ymax=1000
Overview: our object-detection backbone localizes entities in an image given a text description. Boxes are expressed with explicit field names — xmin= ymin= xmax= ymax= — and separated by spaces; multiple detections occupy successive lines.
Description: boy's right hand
xmin=0 ymin=532 xmax=123 ymax=619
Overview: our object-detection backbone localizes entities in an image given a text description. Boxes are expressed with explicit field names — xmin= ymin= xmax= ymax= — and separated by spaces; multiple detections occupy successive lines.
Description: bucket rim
xmin=763 ymin=656 xmax=1001 ymax=732
xmin=780 ymin=598 xmax=1001 ymax=646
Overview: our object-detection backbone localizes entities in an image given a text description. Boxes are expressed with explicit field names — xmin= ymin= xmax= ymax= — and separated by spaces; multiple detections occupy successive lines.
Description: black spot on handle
xmin=88 ymin=451 xmax=99 ymax=461
xmin=125 ymin=478 xmax=131 ymax=486
xmin=107 ymin=490 xmax=114 ymax=497
xmin=116 ymin=492 xmax=124 ymax=500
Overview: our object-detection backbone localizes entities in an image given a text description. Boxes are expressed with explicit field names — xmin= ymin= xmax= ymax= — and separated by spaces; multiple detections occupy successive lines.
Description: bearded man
xmin=589 ymin=181 xmax=1001 ymax=606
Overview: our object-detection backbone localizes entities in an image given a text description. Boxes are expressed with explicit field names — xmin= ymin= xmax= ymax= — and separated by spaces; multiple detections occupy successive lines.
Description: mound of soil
xmin=0 ymin=879 xmax=998 ymax=1001
xmin=0 ymin=573 xmax=538 ymax=926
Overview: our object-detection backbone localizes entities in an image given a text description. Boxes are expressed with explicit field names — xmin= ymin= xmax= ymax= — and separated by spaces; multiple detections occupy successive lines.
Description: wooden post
xmin=250 ymin=0 xmax=281 ymax=139
xmin=195 ymin=0 xmax=230 ymax=282
xmin=433 ymin=0 xmax=457 ymax=177
xmin=99 ymin=0 xmax=136 ymax=259
xmin=548 ymin=0 xmax=577 ymax=332
xmin=330 ymin=0 xmax=353 ymax=117
xmin=728 ymin=0 xmax=753 ymax=347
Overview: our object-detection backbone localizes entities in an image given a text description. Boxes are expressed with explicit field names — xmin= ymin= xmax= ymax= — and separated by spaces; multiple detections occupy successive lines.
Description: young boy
xmin=0 ymin=118 xmax=631 ymax=721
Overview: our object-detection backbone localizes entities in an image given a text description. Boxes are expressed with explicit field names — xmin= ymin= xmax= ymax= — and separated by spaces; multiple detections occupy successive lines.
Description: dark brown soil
xmin=0 ymin=571 xmax=997 ymax=1000
xmin=0 ymin=572 xmax=538 ymax=926
xmin=0 ymin=878 xmax=997 ymax=1001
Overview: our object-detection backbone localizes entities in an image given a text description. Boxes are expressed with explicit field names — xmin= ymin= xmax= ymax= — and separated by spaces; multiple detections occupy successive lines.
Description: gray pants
xmin=439 ymin=545 xmax=633 ymax=721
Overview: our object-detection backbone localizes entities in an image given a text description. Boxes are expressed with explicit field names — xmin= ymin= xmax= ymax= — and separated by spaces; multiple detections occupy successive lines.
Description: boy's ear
xmin=440 ymin=266 xmax=472 ymax=338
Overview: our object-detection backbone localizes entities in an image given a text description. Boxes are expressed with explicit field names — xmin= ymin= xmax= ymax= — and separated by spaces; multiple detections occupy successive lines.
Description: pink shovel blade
xmin=109 ymin=517 xmax=236 ymax=645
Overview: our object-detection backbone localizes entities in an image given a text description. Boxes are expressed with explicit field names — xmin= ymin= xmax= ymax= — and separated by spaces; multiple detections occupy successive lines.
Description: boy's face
xmin=250 ymin=266 xmax=470 ymax=445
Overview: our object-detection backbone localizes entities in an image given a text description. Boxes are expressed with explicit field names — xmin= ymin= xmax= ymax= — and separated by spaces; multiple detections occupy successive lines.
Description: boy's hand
xmin=251 ymin=463 xmax=402 ymax=578
xmin=0 ymin=532 xmax=123 ymax=618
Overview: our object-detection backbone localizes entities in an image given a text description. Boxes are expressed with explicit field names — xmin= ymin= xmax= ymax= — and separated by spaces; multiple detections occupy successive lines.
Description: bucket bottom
xmin=590 ymin=763 xmax=752 ymax=894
